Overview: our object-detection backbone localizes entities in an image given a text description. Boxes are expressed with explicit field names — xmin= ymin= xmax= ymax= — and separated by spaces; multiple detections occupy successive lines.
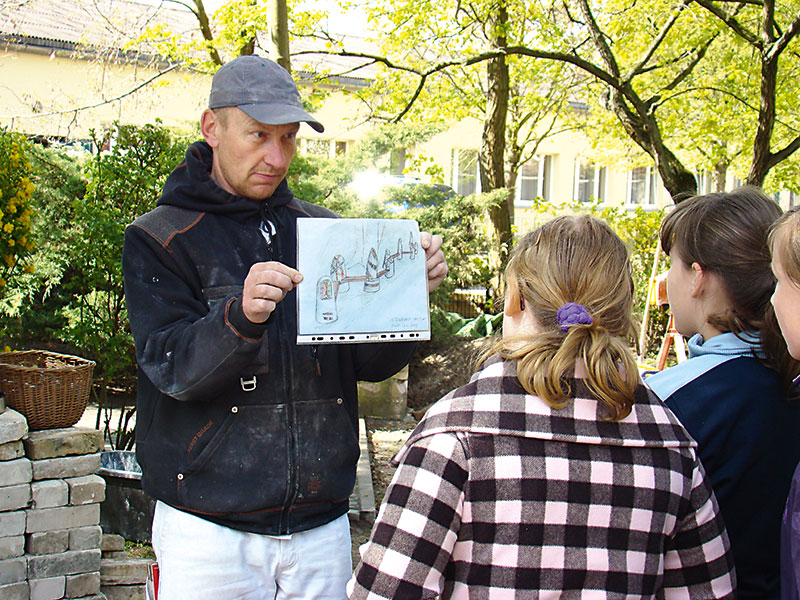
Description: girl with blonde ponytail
xmin=349 ymin=215 xmax=735 ymax=600
xmin=497 ymin=214 xmax=639 ymax=420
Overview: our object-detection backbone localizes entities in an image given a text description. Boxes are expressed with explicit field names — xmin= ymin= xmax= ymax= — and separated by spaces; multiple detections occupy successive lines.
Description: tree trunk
xmin=268 ymin=0 xmax=291 ymax=72
xmin=747 ymin=50 xmax=778 ymax=187
xmin=480 ymin=4 xmax=511 ymax=297
xmin=713 ymin=161 xmax=727 ymax=192
xmin=192 ymin=0 xmax=223 ymax=66
xmin=609 ymin=90 xmax=697 ymax=202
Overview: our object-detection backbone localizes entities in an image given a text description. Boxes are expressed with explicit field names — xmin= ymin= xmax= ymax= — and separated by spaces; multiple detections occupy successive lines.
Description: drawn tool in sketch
xmin=315 ymin=231 xmax=420 ymax=324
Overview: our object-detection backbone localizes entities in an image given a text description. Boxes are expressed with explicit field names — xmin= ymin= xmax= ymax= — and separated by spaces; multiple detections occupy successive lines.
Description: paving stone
xmin=23 ymin=429 xmax=103 ymax=460
xmin=65 ymin=571 xmax=101 ymax=598
xmin=0 ymin=458 xmax=32 ymax=486
xmin=70 ymin=526 xmax=103 ymax=551
xmin=0 ymin=535 xmax=24 ymax=560
xmin=27 ymin=548 xmax=101 ymax=579
xmin=0 ymin=484 xmax=31 ymax=512
xmin=0 ymin=410 xmax=27 ymax=446
xmin=31 ymin=454 xmax=100 ymax=481
xmin=0 ymin=511 xmax=26 ymax=538
xmin=101 ymin=585 xmax=145 ymax=600
xmin=100 ymin=535 xmax=125 ymax=553
xmin=26 ymin=504 xmax=100 ymax=533
xmin=99 ymin=557 xmax=151 ymax=585
xmin=67 ymin=475 xmax=105 ymax=505
xmin=0 ymin=581 xmax=29 ymax=600
xmin=0 ymin=556 xmax=27 ymax=585
xmin=0 ymin=440 xmax=24 ymax=461
xmin=29 ymin=576 xmax=65 ymax=600
xmin=26 ymin=530 xmax=69 ymax=556
xmin=31 ymin=480 xmax=68 ymax=509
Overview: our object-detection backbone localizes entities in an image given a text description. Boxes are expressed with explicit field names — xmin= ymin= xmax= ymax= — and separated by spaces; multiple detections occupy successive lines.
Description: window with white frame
xmin=452 ymin=149 xmax=480 ymax=196
xmin=299 ymin=139 xmax=350 ymax=158
xmin=304 ymin=139 xmax=331 ymax=156
xmin=573 ymin=158 xmax=605 ymax=203
xmin=627 ymin=166 xmax=658 ymax=207
xmin=695 ymin=170 xmax=713 ymax=195
xmin=516 ymin=155 xmax=552 ymax=206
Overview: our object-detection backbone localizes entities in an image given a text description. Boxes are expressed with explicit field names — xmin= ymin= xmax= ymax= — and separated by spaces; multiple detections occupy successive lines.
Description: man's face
xmin=204 ymin=108 xmax=299 ymax=201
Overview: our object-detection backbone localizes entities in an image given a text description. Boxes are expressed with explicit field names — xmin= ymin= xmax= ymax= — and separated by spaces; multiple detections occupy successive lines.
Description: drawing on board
xmin=297 ymin=218 xmax=430 ymax=344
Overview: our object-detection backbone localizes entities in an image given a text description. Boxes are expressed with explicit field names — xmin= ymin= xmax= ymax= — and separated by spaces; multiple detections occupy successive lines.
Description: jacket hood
xmin=157 ymin=141 xmax=294 ymax=223
xmin=687 ymin=331 xmax=760 ymax=359
xmin=396 ymin=355 xmax=694 ymax=465
xmin=646 ymin=331 xmax=761 ymax=401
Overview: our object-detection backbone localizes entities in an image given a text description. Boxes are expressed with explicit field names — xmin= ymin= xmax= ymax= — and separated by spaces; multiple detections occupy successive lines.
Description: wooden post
xmin=638 ymin=240 xmax=662 ymax=363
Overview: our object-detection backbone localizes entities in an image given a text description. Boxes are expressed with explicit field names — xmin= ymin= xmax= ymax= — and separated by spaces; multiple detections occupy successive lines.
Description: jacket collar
xmin=647 ymin=332 xmax=760 ymax=400
xmin=397 ymin=356 xmax=694 ymax=465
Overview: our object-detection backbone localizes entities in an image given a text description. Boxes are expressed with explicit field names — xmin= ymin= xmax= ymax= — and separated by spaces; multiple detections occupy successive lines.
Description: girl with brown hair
xmin=647 ymin=187 xmax=800 ymax=600
xmin=348 ymin=215 xmax=735 ymax=599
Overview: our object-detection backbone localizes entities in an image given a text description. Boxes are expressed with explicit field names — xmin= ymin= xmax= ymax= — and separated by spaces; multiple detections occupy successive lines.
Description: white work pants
xmin=151 ymin=501 xmax=352 ymax=599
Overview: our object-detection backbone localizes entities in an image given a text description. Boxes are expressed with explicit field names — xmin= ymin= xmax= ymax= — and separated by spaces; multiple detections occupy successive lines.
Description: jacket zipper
xmin=263 ymin=206 xmax=299 ymax=535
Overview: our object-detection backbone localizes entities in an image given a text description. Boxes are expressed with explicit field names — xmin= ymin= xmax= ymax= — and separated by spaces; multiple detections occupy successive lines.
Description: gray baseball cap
xmin=209 ymin=55 xmax=324 ymax=133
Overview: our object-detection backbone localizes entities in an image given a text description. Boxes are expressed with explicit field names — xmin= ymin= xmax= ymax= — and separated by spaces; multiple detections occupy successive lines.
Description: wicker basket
xmin=0 ymin=350 xmax=95 ymax=431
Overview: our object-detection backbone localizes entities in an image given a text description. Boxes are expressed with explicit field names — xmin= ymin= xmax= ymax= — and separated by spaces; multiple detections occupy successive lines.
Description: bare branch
xmin=160 ymin=0 xmax=199 ymax=16
xmin=191 ymin=0 xmax=223 ymax=66
xmin=663 ymin=33 xmax=717 ymax=90
xmin=654 ymin=84 xmax=799 ymax=133
xmin=296 ymin=45 xmax=625 ymax=122
xmin=625 ymin=0 xmax=692 ymax=81
xmin=694 ymin=0 xmax=760 ymax=46
xmin=0 ymin=63 xmax=181 ymax=119
xmin=292 ymin=49 xmax=421 ymax=75
xmin=575 ymin=0 xmax=621 ymax=77
xmin=768 ymin=134 xmax=800 ymax=168
xmin=770 ymin=14 xmax=800 ymax=59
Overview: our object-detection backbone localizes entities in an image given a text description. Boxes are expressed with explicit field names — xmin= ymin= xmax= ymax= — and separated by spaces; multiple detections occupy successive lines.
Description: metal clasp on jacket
xmin=240 ymin=376 xmax=257 ymax=392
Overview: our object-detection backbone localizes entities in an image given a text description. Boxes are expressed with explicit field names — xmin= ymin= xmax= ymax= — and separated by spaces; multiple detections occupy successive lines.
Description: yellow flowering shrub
xmin=0 ymin=131 xmax=35 ymax=294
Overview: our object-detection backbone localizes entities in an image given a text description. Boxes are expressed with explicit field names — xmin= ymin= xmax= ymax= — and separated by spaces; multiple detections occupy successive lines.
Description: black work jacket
xmin=122 ymin=142 xmax=415 ymax=535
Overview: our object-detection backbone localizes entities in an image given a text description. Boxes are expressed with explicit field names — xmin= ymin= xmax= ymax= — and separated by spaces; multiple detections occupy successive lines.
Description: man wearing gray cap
xmin=122 ymin=55 xmax=447 ymax=598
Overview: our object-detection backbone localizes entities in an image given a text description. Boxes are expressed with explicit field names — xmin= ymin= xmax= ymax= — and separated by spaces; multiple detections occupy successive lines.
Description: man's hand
xmin=242 ymin=262 xmax=303 ymax=323
xmin=420 ymin=232 xmax=448 ymax=293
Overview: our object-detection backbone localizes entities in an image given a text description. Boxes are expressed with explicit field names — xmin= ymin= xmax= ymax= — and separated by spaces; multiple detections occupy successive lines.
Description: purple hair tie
xmin=556 ymin=302 xmax=593 ymax=333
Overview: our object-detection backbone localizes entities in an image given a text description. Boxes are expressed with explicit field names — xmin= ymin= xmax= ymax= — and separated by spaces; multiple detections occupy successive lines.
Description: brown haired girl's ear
xmin=690 ymin=262 xmax=706 ymax=298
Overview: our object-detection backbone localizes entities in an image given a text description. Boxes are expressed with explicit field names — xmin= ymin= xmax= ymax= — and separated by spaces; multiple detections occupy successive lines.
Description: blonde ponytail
xmin=490 ymin=216 xmax=640 ymax=421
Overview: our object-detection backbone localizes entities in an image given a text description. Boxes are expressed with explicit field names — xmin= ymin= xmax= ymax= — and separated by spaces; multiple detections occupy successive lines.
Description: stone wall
xmin=0 ymin=408 xmax=106 ymax=600
xmin=357 ymin=365 xmax=409 ymax=418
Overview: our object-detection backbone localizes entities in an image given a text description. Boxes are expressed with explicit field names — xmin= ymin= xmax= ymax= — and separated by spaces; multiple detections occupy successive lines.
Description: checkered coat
xmin=348 ymin=356 xmax=736 ymax=599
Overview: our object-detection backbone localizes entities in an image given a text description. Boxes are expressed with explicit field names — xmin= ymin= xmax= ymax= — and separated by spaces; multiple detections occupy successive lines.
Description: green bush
xmin=392 ymin=186 xmax=495 ymax=310
xmin=0 ymin=131 xmax=36 ymax=298
xmin=1 ymin=123 xmax=186 ymax=448
xmin=1 ymin=143 xmax=87 ymax=348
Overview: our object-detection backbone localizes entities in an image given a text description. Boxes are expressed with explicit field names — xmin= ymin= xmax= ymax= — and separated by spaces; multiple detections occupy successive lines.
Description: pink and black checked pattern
xmin=348 ymin=357 xmax=736 ymax=599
